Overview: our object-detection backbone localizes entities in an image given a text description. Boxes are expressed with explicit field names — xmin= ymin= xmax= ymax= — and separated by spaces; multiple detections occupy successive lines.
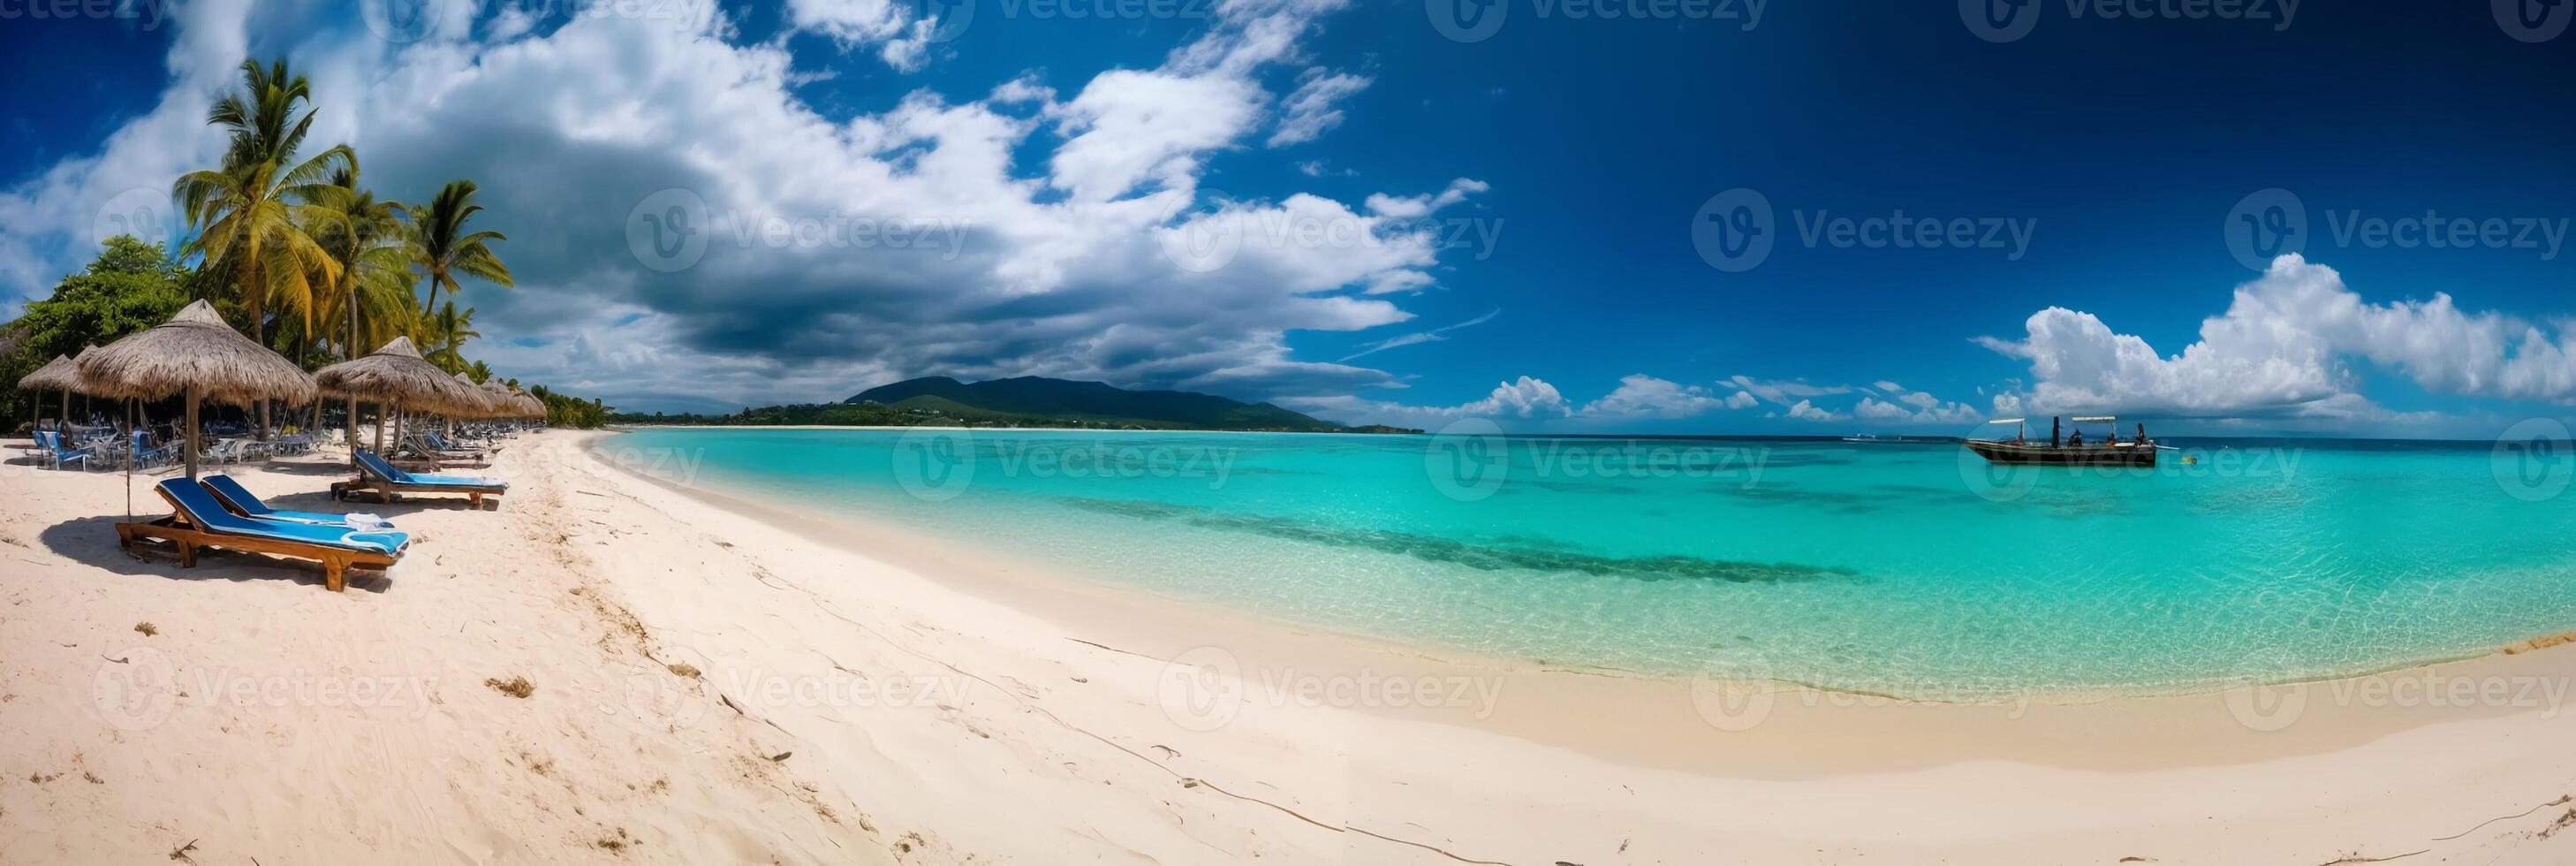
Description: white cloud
xmin=1364 ymin=178 xmax=1487 ymax=219
xmin=1578 ymin=374 xmax=1734 ymax=420
xmin=0 ymin=0 xmax=1489 ymax=413
xmin=787 ymin=0 xmax=936 ymax=72
xmin=1724 ymin=391 xmax=1759 ymax=409
xmin=1280 ymin=375 xmax=1568 ymax=428
xmin=1337 ymin=308 xmax=1497 ymax=362
xmin=1781 ymin=399 xmax=1843 ymax=422
xmin=1721 ymin=375 xmax=1852 ymax=406
xmin=1976 ymin=254 xmax=2576 ymax=420
xmin=1267 ymin=67 xmax=1369 ymax=147
xmin=1851 ymin=381 xmax=1982 ymax=424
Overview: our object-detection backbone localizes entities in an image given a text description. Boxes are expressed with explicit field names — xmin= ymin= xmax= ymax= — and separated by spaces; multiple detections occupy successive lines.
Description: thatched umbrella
xmin=453 ymin=373 xmax=503 ymax=419
xmin=314 ymin=337 xmax=487 ymax=461
xmin=474 ymin=381 xmax=520 ymax=429
xmin=18 ymin=354 xmax=78 ymax=428
xmin=511 ymin=389 xmax=544 ymax=422
xmin=78 ymin=300 xmax=315 ymax=480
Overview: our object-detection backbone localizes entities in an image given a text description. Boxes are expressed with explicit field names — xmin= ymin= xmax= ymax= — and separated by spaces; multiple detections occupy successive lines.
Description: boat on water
xmin=1966 ymin=415 xmax=2158 ymax=467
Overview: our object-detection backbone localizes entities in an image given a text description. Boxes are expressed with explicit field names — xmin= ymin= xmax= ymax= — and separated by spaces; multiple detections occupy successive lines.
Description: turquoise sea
xmin=607 ymin=428 xmax=2575 ymax=699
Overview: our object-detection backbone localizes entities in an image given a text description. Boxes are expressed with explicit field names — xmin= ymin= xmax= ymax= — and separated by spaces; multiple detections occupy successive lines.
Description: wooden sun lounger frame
xmin=116 ymin=485 xmax=397 ymax=591
xmin=333 ymin=475 xmax=505 ymax=510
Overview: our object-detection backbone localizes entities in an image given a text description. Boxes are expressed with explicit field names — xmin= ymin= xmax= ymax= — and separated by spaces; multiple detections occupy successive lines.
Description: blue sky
xmin=2 ymin=0 xmax=2572 ymax=436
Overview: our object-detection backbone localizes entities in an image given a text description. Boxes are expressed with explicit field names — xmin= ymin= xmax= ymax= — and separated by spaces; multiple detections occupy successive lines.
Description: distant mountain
xmin=846 ymin=376 xmax=1403 ymax=432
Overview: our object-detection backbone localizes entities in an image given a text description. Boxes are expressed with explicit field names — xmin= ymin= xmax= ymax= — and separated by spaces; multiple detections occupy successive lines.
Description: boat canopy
xmin=1986 ymin=417 xmax=2026 ymax=424
xmin=2071 ymin=415 xmax=2118 ymax=422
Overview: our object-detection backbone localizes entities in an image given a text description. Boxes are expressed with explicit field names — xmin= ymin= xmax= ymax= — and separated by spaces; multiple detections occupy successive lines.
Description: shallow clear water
xmin=608 ymin=428 xmax=2576 ymax=699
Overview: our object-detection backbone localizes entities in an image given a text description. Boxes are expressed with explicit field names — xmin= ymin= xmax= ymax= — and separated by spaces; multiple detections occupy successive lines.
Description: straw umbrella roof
xmin=314 ymin=337 xmax=489 ymax=414
xmin=17 ymin=354 xmax=80 ymax=391
xmin=511 ymin=389 xmax=545 ymax=418
xmin=456 ymin=373 xmax=505 ymax=418
xmin=77 ymin=300 xmax=316 ymax=406
xmin=476 ymin=380 xmax=519 ymax=418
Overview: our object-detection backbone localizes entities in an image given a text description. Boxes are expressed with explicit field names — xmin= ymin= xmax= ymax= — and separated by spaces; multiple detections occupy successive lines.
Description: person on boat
xmin=2068 ymin=429 xmax=2085 ymax=447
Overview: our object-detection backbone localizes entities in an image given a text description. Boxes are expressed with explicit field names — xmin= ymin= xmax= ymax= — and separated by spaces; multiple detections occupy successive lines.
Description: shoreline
xmin=9 ymin=430 xmax=2576 ymax=863
xmin=597 ymin=429 xmax=2572 ymax=710
xmin=586 ymin=431 xmax=2576 ymax=775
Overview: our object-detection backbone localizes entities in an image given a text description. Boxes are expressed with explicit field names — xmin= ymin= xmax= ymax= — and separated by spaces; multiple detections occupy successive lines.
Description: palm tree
xmin=174 ymin=57 xmax=352 ymax=436
xmin=174 ymin=57 xmax=353 ymax=348
xmin=302 ymin=164 xmax=420 ymax=451
xmin=412 ymin=179 xmax=512 ymax=314
xmin=423 ymin=301 xmax=480 ymax=374
xmin=466 ymin=360 xmax=494 ymax=384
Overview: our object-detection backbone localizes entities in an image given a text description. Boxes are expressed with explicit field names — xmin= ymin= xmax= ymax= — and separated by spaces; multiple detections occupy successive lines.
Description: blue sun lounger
xmin=32 ymin=430 xmax=92 ymax=470
xmin=199 ymin=475 xmax=397 ymax=530
xmin=117 ymin=479 xmax=410 ymax=591
xmin=339 ymin=450 xmax=508 ymax=509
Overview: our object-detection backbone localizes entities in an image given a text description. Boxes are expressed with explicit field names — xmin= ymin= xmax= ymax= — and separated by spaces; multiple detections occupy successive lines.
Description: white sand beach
xmin=5 ymin=430 xmax=2576 ymax=864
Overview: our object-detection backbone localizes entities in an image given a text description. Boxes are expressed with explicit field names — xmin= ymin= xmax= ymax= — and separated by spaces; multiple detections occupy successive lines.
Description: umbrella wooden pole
xmin=184 ymin=385 xmax=201 ymax=481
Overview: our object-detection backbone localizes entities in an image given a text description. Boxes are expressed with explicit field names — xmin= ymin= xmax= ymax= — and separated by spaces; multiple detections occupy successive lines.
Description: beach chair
xmin=337 ymin=450 xmax=507 ymax=509
xmin=31 ymin=430 xmax=92 ymax=470
xmin=397 ymin=432 xmax=489 ymax=471
xmin=199 ymin=475 xmax=397 ymax=530
xmin=430 ymin=431 xmax=498 ymax=454
xmin=407 ymin=431 xmax=485 ymax=460
xmin=131 ymin=430 xmax=178 ymax=468
xmin=117 ymin=478 xmax=409 ymax=591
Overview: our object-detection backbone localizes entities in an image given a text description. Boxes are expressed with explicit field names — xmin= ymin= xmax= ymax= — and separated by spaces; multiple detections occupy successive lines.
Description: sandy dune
xmin=4 ymin=429 xmax=2575 ymax=864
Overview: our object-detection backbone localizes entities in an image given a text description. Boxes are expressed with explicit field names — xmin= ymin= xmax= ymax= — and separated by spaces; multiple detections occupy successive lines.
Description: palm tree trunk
xmin=347 ymin=294 xmax=361 ymax=466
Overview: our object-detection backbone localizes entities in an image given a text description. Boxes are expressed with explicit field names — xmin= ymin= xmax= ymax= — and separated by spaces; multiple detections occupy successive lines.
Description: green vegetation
xmin=610 ymin=376 xmax=1422 ymax=434
xmin=3 ymin=56 xmax=609 ymax=429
